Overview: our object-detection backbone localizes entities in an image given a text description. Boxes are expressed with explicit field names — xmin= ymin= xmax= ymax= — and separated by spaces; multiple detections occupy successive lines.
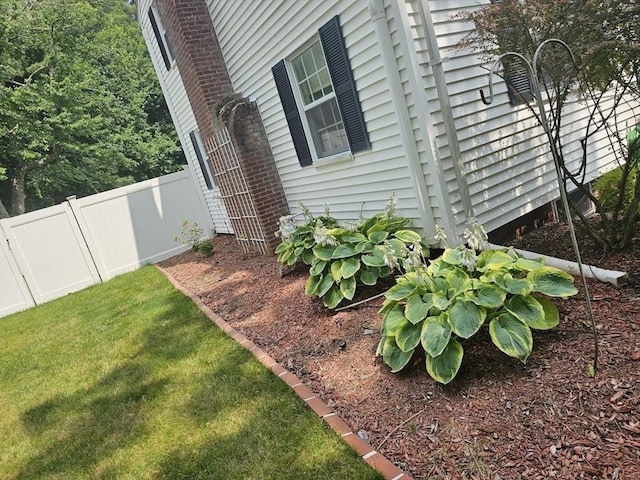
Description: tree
xmin=458 ymin=0 xmax=640 ymax=251
xmin=0 ymin=0 xmax=183 ymax=217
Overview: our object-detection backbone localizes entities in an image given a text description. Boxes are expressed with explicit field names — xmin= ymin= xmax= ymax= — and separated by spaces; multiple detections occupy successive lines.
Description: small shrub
xmin=175 ymin=220 xmax=205 ymax=251
xmin=198 ymin=240 xmax=213 ymax=257
xmin=593 ymin=166 xmax=637 ymax=213
xmin=377 ymin=220 xmax=578 ymax=384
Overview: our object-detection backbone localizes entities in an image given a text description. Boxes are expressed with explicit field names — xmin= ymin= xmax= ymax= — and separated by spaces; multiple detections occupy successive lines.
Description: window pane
xmin=292 ymin=56 xmax=306 ymax=83
xmin=301 ymin=50 xmax=315 ymax=81
xmin=309 ymin=74 xmax=322 ymax=102
xmin=305 ymin=98 xmax=349 ymax=158
xmin=318 ymin=67 xmax=332 ymax=96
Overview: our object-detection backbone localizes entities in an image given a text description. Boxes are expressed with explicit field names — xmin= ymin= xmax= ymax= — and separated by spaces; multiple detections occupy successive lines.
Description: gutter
xmin=368 ymin=0 xmax=438 ymax=245
xmin=486 ymin=242 xmax=628 ymax=287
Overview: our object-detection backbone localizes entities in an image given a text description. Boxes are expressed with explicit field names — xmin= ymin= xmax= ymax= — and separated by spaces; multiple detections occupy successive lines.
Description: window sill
xmin=313 ymin=151 xmax=354 ymax=168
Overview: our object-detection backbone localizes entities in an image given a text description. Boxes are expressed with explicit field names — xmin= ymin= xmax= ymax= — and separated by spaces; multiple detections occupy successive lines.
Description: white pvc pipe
xmin=486 ymin=242 xmax=628 ymax=287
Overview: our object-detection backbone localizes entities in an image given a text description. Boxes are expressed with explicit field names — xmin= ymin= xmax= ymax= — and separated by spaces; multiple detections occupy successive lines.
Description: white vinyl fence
xmin=0 ymin=168 xmax=213 ymax=318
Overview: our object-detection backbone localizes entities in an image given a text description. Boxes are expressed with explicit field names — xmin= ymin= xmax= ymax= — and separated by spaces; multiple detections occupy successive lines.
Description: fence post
xmin=66 ymin=195 xmax=104 ymax=283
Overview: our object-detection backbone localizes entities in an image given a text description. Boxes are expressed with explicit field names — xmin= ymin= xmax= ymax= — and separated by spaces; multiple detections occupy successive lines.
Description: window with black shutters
xmin=272 ymin=16 xmax=370 ymax=167
xmin=148 ymin=3 xmax=174 ymax=71
xmin=189 ymin=130 xmax=215 ymax=189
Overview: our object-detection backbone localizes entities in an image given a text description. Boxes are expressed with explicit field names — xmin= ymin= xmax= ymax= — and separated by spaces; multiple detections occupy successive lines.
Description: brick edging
xmin=159 ymin=267 xmax=414 ymax=480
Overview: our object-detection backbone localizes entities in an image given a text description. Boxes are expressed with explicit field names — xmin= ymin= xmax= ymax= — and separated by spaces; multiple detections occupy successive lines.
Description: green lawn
xmin=0 ymin=266 xmax=383 ymax=480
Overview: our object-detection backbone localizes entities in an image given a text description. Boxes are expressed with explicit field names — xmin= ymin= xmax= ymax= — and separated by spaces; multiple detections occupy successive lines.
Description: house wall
xmin=422 ymin=0 xmax=638 ymax=235
xmin=206 ymin=0 xmax=446 ymax=238
xmin=138 ymin=0 xmax=233 ymax=234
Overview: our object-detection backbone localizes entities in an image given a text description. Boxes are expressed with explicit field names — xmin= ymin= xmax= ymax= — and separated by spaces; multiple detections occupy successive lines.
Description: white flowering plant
xmin=377 ymin=219 xmax=578 ymax=384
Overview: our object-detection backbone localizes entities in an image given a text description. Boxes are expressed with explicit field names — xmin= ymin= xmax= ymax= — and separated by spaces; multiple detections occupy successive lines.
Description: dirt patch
xmin=159 ymin=224 xmax=640 ymax=479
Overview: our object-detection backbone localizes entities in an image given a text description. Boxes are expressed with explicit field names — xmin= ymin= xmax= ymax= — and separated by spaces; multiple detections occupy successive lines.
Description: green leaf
xmin=385 ymin=283 xmax=416 ymax=301
xmin=382 ymin=337 xmax=415 ymax=373
xmin=386 ymin=238 xmax=406 ymax=257
xmin=528 ymin=267 xmax=578 ymax=298
xmin=421 ymin=315 xmax=452 ymax=357
xmin=447 ymin=299 xmax=485 ymax=339
xmin=341 ymin=257 xmax=360 ymax=279
xmin=341 ymin=233 xmax=367 ymax=244
xmin=301 ymin=249 xmax=315 ymax=265
xmin=404 ymin=293 xmax=429 ymax=324
xmin=355 ymin=241 xmax=374 ymax=254
xmin=316 ymin=274 xmax=335 ymax=298
xmin=309 ymin=260 xmax=327 ymax=276
xmin=368 ymin=230 xmax=389 ymax=244
xmin=504 ymin=295 xmax=545 ymax=326
xmin=476 ymin=250 xmax=515 ymax=271
xmin=322 ymin=285 xmax=344 ymax=309
xmin=312 ymin=244 xmax=336 ymax=261
xmin=468 ymin=284 xmax=506 ymax=308
xmin=432 ymin=291 xmax=452 ymax=311
xmin=340 ymin=276 xmax=356 ymax=301
xmin=442 ymin=248 xmax=463 ymax=265
xmin=382 ymin=305 xmax=407 ymax=336
xmin=489 ymin=313 xmax=533 ymax=363
xmin=330 ymin=259 xmax=343 ymax=281
xmin=396 ymin=320 xmax=422 ymax=352
xmin=275 ymin=242 xmax=289 ymax=254
xmin=305 ymin=274 xmax=322 ymax=295
xmin=528 ymin=295 xmax=560 ymax=330
xmin=367 ymin=220 xmax=389 ymax=235
xmin=361 ymin=250 xmax=386 ymax=267
xmin=515 ymin=257 xmax=545 ymax=271
xmin=394 ymin=229 xmax=422 ymax=244
xmin=426 ymin=338 xmax=463 ymax=384
xmin=446 ymin=268 xmax=472 ymax=295
xmin=359 ymin=268 xmax=379 ymax=286
xmin=503 ymin=275 xmax=533 ymax=296
xmin=332 ymin=244 xmax=357 ymax=259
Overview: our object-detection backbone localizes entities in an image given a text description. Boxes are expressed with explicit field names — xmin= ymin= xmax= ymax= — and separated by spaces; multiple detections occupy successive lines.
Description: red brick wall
xmin=156 ymin=0 xmax=290 ymax=253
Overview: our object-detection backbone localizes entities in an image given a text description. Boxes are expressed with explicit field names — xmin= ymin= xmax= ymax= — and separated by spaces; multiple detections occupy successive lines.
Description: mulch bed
xmin=159 ymin=222 xmax=639 ymax=480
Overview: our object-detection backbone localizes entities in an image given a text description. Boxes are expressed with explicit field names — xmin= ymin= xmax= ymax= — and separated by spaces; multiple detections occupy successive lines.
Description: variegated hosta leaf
xmin=446 ymin=267 xmax=472 ymax=295
xmin=468 ymin=283 xmax=506 ymax=309
xmin=305 ymin=274 xmax=322 ymax=295
xmin=322 ymin=285 xmax=344 ymax=309
xmin=394 ymin=229 xmax=423 ymax=244
xmin=359 ymin=268 xmax=378 ymax=286
xmin=405 ymin=293 xmax=429 ymax=324
xmin=301 ymin=249 xmax=315 ymax=265
xmin=316 ymin=274 xmax=335 ymax=298
xmin=528 ymin=295 xmax=560 ymax=330
xmin=528 ymin=266 xmax=578 ymax=298
xmin=312 ymin=244 xmax=336 ymax=261
xmin=361 ymin=250 xmax=386 ymax=267
xmin=310 ymin=260 xmax=327 ymax=276
xmin=385 ymin=283 xmax=416 ymax=301
xmin=515 ymin=257 xmax=545 ymax=271
xmin=489 ymin=313 xmax=533 ymax=363
xmin=447 ymin=299 xmax=485 ymax=339
xmin=332 ymin=244 xmax=357 ymax=259
xmin=442 ymin=248 xmax=463 ymax=265
xmin=420 ymin=315 xmax=452 ymax=357
xmin=382 ymin=336 xmax=415 ymax=373
xmin=331 ymin=259 xmax=343 ymax=281
xmin=341 ymin=257 xmax=360 ymax=279
xmin=504 ymin=294 xmax=544 ymax=325
xmin=341 ymin=233 xmax=367 ymax=244
xmin=476 ymin=250 xmax=515 ymax=271
xmin=386 ymin=238 xmax=406 ymax=257
xmin=382 ymin=304 xmax=408 ymax=336
xmin=396 ymin=320 xmax=422 ymax=352
xmin=503 ymin=275 xmax=533 ymax=296
xmin=368 ymin=230 xmax=389 ymax=244
xmin=426 ymin=338 xmax=463 ymax=384
xmin=340 ymin=276 xmax=356 ymax=301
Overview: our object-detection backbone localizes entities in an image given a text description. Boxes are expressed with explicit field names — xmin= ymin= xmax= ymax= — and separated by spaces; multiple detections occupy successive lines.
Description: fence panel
xmin=0 ymin=169 xmax=218 ymax=318
xmin=0 ymin=203 xmax=101 ymax=305
xmin=0 ymin=225 xmax=36 ymax=317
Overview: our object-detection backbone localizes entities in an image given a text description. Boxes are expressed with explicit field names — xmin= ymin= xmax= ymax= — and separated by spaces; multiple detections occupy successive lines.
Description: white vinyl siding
xmin=208 ymin=0 xmax=433 ymax=228
xmin=137 ymin=0 xmax=232 ymax=234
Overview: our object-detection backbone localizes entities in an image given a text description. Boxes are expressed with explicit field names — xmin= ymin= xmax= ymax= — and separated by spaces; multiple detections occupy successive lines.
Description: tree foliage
xmin=458 ymin=0 xmax=640 ymax=251
xmin=0 ymin=0 xmax=184 ymax=217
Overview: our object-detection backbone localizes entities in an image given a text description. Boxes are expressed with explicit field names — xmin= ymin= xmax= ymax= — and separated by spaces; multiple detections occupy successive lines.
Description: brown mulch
xmin=159 ymin=223 xmax=640 ymax=480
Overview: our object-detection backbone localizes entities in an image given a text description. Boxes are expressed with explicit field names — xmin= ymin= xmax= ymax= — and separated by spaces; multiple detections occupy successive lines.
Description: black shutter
xmin=189 ymin=131 xmax=214 ymax=189
xmin=148 ymin=7 xmax=171 ymax=71
xmin=319 ymin=16 xmax=370 ymax=153
xmin=272 ymin=60 xmax=313 ymax=167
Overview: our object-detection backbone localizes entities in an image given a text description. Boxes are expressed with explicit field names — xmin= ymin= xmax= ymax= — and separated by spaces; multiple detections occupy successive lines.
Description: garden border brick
xmin=160 ymin=267 xmax=414 ymax=480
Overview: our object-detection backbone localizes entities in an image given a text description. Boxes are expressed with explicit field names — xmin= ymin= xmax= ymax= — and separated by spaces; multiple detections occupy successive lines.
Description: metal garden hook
xmin=480 ymin=39 xmax=598 ymax=373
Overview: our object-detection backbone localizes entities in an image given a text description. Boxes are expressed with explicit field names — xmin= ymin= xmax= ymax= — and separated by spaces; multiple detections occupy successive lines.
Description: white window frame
xmin=287 ymin=38 xmax=352 ymax=165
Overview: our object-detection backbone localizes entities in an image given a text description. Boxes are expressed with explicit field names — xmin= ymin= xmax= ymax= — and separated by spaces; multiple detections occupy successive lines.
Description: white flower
xmin=313 ymin=225 xmax=338 ymax=246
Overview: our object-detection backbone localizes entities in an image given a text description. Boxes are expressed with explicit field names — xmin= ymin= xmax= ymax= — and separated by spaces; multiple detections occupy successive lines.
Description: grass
xmin=0 ymin=266 xmax=383 ymax=480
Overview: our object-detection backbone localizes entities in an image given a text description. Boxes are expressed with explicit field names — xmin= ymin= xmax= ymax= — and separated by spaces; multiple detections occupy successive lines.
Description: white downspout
xmin=368 ymin=0 xmax=438 ymax=245
xmin=415 ymin=0 xmax=473 ymax=221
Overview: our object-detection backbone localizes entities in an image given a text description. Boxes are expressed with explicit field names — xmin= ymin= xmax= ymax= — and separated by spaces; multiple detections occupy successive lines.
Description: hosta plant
xmin=377 ymin=221 xmax=578 ymax=384
xmin=275 ymin=204 xmax=339 ymax=269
